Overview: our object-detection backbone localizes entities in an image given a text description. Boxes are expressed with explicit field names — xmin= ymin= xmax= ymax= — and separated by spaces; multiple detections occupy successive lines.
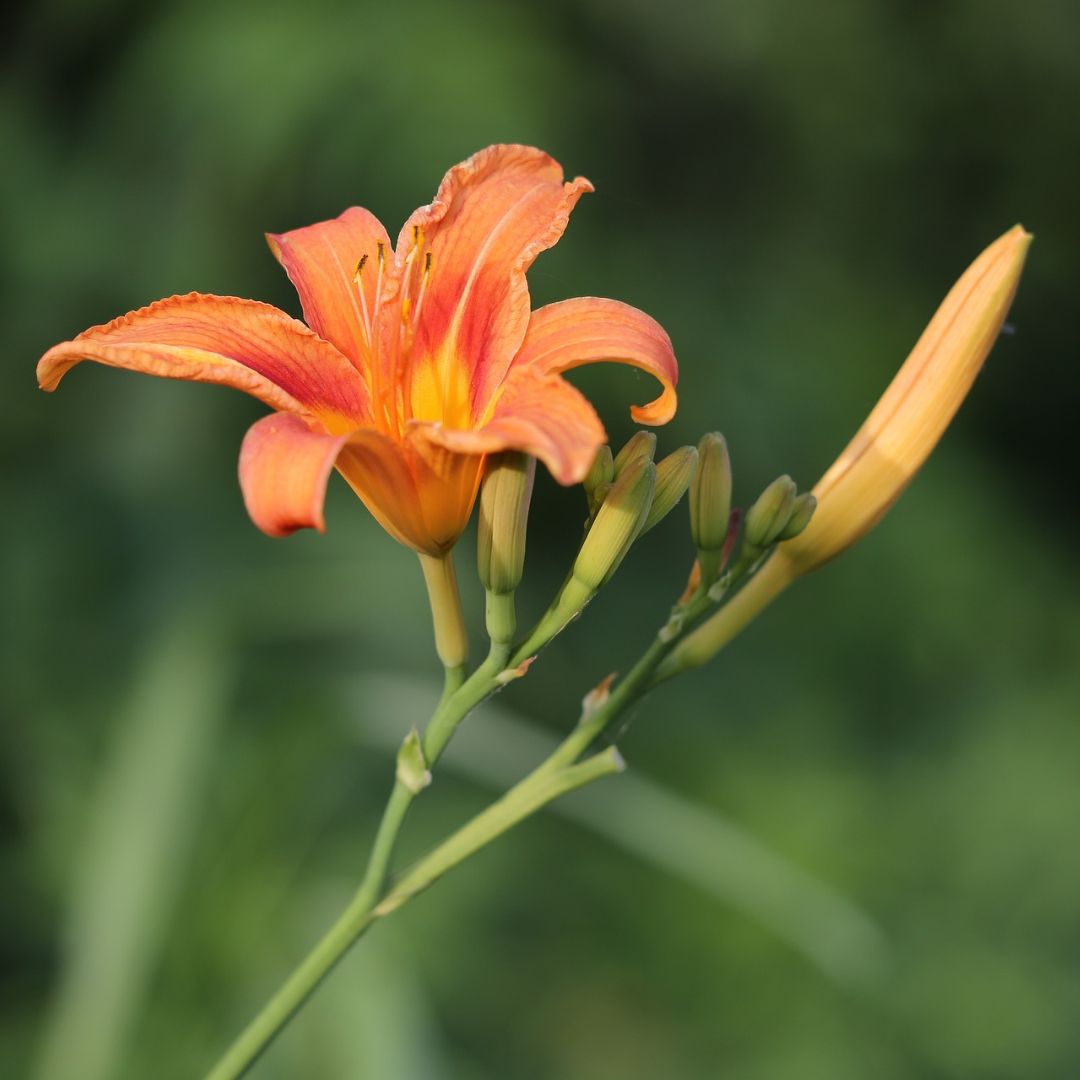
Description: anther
xmin=353 ymin=254 xmax=368 ymax=280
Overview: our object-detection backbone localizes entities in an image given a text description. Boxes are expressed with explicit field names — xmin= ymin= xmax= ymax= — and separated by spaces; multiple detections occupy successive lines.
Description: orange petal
xmin=335 ymin=428 xmax=484 ymax=555
xmin=420 ymin=365 xmax=605 ymax=486
xmin=398 ymin=144 xmax=593 ymax=422
xmin=37 ymin=292 xmax=371 ymax=432
xmin=239 ymin=413 xmax=348 ymax=536
xmin=510 ymin=297 xmax=678 ymax=425
xmin=267 ymin=207 xmax=391 ymax=375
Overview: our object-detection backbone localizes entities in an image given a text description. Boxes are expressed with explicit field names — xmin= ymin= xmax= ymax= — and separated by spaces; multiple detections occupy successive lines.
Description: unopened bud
xmin=573 ymin=457 xmax=656 ymax=591
xmin=477 ymin=453 xmax=535 ymax=646
xmin=642 ymin=446 xmax=698 ymax=534
xmin=477 ymin=453 xmax=535 ymax=594
xmin=613 ymin=430 xmax=657 ymax=476
xmin=583 ymin=445 xmax=614 ymax=516
xmin=689 ymin=432 xmax=732 ymax=579
xmin=744 ymin=475 xmax=797 ymax=549
xmin=396 ymin=729 xmax=432 ymax=794
xmin=777 ymin=492 xmax=816 ymax=541
xmin=654 ymin=226 xmax=1032 ymax=684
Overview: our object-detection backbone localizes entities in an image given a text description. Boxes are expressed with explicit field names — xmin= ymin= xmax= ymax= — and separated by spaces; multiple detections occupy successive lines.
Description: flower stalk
xmin=418 ymin=552 xmax=469 ymax=673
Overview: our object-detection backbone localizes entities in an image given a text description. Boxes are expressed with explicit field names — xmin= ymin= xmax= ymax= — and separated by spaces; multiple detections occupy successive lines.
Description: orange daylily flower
xmin=37 ymin=145 xmax=678 ymax=555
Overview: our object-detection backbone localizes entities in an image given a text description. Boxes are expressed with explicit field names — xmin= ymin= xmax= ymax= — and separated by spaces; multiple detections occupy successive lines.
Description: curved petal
xmin=510 ymin=297 xmax=678 ymax=425
xmin=398 ymin=144 xmax=593 ymax=423
xmin=267 ymin=207 xmax=391 ymax=377
xmin=37 ymin=292 xmax=371 ymax=432
xmin=420 ymin=365 xmax=605 ymax=486
xmin=335 ymin=427 xmax=483 ymax=555
xmin=239 ymin=413 xmax=348 ymax=536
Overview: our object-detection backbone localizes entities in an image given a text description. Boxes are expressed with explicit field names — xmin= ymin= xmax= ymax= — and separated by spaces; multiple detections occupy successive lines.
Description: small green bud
xmin=583 ymin=445 xmax=614 ymax=515
xmin=573 ymin=457 xmax=656 ymax=591
xmin=642 ymin=446 xmax=698 ymax=533
xmin=744 ymin=474 xmax=797 ymax=549
xmin=477 ymin=453 xmax=535 ymax=595
xmin=777 ymin=492 xmax=817 ymax=541
xmin=689 ymin=432 xmax=732 ymax=579
xmin=396 ymin=729 xmax=432 ymax=794
xmin=612 ymin=430 xmax=657 ymax=476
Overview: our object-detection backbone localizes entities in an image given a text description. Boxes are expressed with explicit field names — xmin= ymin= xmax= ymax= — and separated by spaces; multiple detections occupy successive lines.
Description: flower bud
xmin=655 ymin=225 xmax=1032 ymax=682
xmin=396 ymin=729 xmax=432 ymax=794
xmin=744 ymin=475 xmax=797 ymax=549
xmin=642 ymin=446 xmax=698 ymax=534
xmin=573 ymin=457 xmax=656 ymax=591
xmin=689 ymin=432 xmax=732 ymax=579
xmin=782 ymin=225 xmax=1032 ymax=575
xmin=477 ymin=452 xmax=535 ymax=646
xmin=777 ymin=492 xmax=817 ymax=541
xmin=583 ymin=445 xmax=614 ymax=516
xmin=613 ymin=430 xmax=656 ymax=476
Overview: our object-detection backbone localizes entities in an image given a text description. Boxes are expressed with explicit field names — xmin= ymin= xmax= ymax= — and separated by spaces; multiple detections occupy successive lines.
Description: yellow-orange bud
xmin=785 ymin=224 xmax=1032 ymax=575
xmin=657 ymin=225 xmax=1032 ymax=679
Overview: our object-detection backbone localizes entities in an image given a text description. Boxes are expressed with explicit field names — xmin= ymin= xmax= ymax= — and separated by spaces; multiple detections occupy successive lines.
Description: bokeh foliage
xmin=3 ymin=0 xmax=1079 ymax=1077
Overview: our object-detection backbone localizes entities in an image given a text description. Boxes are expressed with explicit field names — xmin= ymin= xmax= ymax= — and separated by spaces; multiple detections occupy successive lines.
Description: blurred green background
xmin=3 ymin=0 xmax=1079 ymax=1077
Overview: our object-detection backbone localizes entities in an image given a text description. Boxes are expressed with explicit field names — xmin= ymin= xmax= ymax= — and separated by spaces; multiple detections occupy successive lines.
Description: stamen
xmin=412 ymin=250 xmax=433 ymax=332
xmin=352 ymin=254 xmax=373 ymax=346
xmin=373 ymin=242 xmax=386 ymax=309
xmin=372 ymin=241 xmax=386 ymax=347
xmin=402 ymin=249 xmax=433 ymax=424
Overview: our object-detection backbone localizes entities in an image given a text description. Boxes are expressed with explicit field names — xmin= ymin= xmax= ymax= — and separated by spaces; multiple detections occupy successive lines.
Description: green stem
xmin=375 ymin=747 xmax=625 ymax=918
xmin=422 ymin=643 xmax=510 ymax=764
xmin=205 ymin=553 xmax=700 ymax=1078
xmin=542 ymin=634 xmax=674 ymax=773
xmin=418 ymin=552 xmax=469 ymax=671
xmin=204 ymin=778 xmax=413 ymax=1080
xmin=204 ymin=743 xmax=623 ymax=1080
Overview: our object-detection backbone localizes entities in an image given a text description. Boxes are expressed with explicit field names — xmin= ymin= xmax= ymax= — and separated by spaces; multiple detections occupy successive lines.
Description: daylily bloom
xmin=657 ymin=224 xmax=1031 ymax=677
xmin=37 ymin=145 xmax=678 ymax=556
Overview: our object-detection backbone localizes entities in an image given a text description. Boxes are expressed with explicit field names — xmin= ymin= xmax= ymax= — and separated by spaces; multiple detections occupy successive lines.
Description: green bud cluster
xmin=744 ymin=474 xmax=797 ymax=549
xmin=547 ymin=431 xmax=697 ymax=631
xmin=490 ymin=429 xmax=812 ymax=664
xmin=743 ymin=475 xmax=818 ymax=552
